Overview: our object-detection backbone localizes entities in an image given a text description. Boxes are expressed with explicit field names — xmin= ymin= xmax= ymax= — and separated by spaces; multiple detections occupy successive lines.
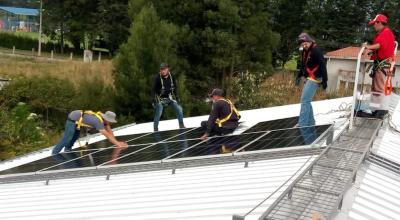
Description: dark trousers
xmin=201 ymin=121 xmax=235 ymax=136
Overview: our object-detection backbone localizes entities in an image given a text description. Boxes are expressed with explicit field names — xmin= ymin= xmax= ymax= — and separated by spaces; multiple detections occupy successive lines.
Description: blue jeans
xmin=300 ymin=126 xmax=317 ymax=145
xmin=154 ymin=101 xmax=184 ymax=129
xmin=299 ymin=79 xmax=319 ymax=127
xmin=52 ymin=120 xmax=80 ymax=155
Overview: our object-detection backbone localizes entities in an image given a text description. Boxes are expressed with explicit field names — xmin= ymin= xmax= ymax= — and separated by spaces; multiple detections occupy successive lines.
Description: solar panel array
xmin=0 ymin=116 xmax=332 ymax=176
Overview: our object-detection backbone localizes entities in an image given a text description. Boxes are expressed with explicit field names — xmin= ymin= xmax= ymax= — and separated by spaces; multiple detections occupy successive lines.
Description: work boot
xmin=154 ymin=127 xmax=158 ymax=132
xmin=179 ymin=123 xmax=186 ymax=129
xmin=355 ymin=110 xmax=374 ymax=118
xmin=373 ymin=110 xmax=388 ymax=119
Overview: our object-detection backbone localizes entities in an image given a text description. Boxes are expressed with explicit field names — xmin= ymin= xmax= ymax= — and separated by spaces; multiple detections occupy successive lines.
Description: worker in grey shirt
xmin=52 ymin=110 xmax=128 ymax=155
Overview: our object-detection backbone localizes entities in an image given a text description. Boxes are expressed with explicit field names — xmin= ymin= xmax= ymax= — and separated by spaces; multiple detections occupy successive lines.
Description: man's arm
xmin=100 ymin=129 xmax=127 ymax=148
xmin=314 ymin=48 xmax=328 ymax=89
xmin=365 ymin=43 xmax=380 ymax=50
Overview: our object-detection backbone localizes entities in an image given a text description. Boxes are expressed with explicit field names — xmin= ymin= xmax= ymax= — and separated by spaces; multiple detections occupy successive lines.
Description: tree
xmin=269 ymin=0 xmax=308 ymax=67
xmin=96 ymin=0 xmax=130 ymax=54
xmin=304 ymin=0 xmax=370 ymax=51
xmin=113 ymin=4 xmax=179 ymax=122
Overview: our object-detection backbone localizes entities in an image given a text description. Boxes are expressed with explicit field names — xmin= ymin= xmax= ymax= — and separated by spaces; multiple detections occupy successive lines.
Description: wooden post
xmin=12 ymin=46 xmax=15 ymax=55
xmin=32 ymin=48 xmax=35 ymax=56
xmin=51 ymin=50 xmax=54 ymax=59
xmin=98 ymin=51 xmax=101 ymax=62
xmin=70 ymin=52 xmax=73 ymax=60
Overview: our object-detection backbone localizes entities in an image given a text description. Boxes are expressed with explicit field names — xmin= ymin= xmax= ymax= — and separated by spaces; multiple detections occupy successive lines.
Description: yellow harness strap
xmin=215 ymin=99 xmax=240 ymax=128
xmin=76 ymin=110 xmax=104 ymax=130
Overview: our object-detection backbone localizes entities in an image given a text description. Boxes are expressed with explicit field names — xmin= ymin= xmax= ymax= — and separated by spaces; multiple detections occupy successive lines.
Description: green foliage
xmin=125 ymin=0 xmax=279 ymax=107
xmin=304 ymin=0 xmax=370 ymax=51
xmin=73 ymin=77 xmax=115 ymax=111
xmin=0 ymin=31 xmax=65 ymax=52
xmin=232 ymin=71 xmax=269 ymax=109
xmin=0 ymin=75 xmax=76 ymax=127
xmin=114 ymin=4 xmax=180 ymax=122
xmin=0 ymin=103 xmax=46 ymax=160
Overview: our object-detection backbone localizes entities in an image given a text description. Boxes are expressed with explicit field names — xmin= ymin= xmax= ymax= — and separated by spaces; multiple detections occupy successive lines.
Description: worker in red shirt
xmin=362 ymin=13 xmax=396 ymax=119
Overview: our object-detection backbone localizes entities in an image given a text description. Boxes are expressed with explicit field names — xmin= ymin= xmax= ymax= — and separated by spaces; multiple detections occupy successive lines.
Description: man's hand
xmin=200 ymin=134 xmax=209 ymax=141
xmin=116 ymin=141 xmax=128 ymax=148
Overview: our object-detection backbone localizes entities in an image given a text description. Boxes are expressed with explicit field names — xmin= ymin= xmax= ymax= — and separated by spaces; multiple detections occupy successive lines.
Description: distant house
xmin=0 ymin=6 xmax=39 ymax=32
xmin=325 ymin=46 xmax=400 ymax=92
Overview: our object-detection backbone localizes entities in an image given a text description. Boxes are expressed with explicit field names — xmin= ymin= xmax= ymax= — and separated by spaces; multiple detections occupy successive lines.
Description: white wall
xmin=326 ymin=58 xmax=400 ymax=92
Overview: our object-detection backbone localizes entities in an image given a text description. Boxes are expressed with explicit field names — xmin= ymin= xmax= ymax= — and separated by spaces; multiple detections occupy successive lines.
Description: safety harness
xmin=215 ymin=99 xmax=240 ymax=128
xmin=367 ymin=58 xmax=394 ymax=95
xmin=75 ymin=110 xmax=103 ymax=130
xmin=303 ymin=44 xmax=321 ymax=83
xmin=157 ymin=73 xmax=176 ymax=105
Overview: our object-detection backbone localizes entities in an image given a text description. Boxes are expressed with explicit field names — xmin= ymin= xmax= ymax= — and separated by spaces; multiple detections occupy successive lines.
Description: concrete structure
xmin=0 ymin=6 xmax=39 ymax=32
xmin=325 ymin=47 xmax=400 ymax=92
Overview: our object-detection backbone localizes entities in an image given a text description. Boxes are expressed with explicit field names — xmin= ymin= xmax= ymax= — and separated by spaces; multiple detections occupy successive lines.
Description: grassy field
xmin=0 ymin=55 xmax=114 ymax=87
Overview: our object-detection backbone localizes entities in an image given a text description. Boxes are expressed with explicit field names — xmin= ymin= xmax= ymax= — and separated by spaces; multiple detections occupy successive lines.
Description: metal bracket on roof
xmin=45 ymin=179 xmax=50 ymax=185
xmin=338 ymin=196 xmax=343 ymax=210
xmin=172 ymin=169 xmax=176 ymax=174
xmin=106 ymin=174 xmax=110 ymax=180
xmin=288 ymin=188 xmax=293 ymax=200
xmin=244 ymin=161 xmax=249 ymax=168
xmin=232 ymin=215 xmax=245 ymax=220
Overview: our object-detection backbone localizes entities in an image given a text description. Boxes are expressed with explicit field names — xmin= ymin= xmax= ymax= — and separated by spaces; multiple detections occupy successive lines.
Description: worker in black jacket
xmin=296 ymin=33 xmax=328 ymax=127
xmin=152 ymin=63 xmax=185 ymax=131
xmin=200 ymin=88 xmax=240 ymax=140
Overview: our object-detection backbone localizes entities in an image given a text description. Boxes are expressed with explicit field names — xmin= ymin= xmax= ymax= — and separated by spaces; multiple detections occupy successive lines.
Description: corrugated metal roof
xmin=0 ymin=6 xmax=39 ymax=16
xmin=3 ymin=95 xmax=400 ymax=220
xmin=334 ymin=163 xmax=400 ymax=220
xmin=0 ymin=156 xmax=313 ymax=220
xmin=333 ymin=94 xmax=400 ymax=220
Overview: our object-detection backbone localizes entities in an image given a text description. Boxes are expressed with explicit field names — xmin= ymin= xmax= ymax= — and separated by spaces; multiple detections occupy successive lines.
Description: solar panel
xmin=103 ymin=139 xmax=203 ymax=165
xmin=166 ymin=127 xmax=205 ymax=141
xmin=125 ymin=128 xmax=192 ymax=146
xmin=73 ymin=132 xmax=150 ymax=151
xmin=0 ymin=119 xmax=331 ymax=176
xmin=0 ymin=151 xmax=95 ymax=175
xmin=42 ymin=144 xmax=154 ymax=171
xmin=240 ymin=125 xmax=331 ymax=152
xmin=168 ymin=132 xmax=266 ymax=159
xmin=243 ymin=116 xmax=299 ymax=133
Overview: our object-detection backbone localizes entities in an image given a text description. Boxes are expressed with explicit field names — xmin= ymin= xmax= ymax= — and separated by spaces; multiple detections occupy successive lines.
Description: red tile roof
xmin=325 ymin=46 xmax=400 ymax=62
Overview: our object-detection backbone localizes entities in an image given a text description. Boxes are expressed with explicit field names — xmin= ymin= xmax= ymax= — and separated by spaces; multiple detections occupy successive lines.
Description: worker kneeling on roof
xmin=200 ymin=88 xmax=240 ymax=140
xmin=52 ymin=110 xmax=128 ymax=155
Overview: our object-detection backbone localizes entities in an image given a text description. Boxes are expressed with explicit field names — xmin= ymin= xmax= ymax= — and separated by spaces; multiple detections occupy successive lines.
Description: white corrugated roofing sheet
xmin=3 ymin=95 xmax=399 ymax=220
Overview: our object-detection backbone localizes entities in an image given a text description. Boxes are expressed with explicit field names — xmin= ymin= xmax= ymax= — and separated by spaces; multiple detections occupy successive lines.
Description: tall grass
xmin=0 ymin=56 xmax=114 ymax=87
xmin=258 ymin=71 xmax=353 ymax=107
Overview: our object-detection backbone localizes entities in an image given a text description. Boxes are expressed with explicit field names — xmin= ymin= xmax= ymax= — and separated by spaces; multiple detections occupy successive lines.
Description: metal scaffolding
xmin=256 ymin=118 xmax=382 ymax=220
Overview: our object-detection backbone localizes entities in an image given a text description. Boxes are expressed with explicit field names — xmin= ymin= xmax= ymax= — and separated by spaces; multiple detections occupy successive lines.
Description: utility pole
xmin=38 ymin=0 xmax=43 ymax=56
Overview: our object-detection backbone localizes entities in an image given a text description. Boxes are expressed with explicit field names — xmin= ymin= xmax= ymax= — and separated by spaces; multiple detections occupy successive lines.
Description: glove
xmin=321 ymin=81 xmax=327 ymax=90
xmin=295 ymin=77 xmax=301 ymax=86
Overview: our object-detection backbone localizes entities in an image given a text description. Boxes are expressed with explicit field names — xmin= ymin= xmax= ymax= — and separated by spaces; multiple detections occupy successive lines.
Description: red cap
xmin=368 ymin=14 xmax=387 ymax=25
